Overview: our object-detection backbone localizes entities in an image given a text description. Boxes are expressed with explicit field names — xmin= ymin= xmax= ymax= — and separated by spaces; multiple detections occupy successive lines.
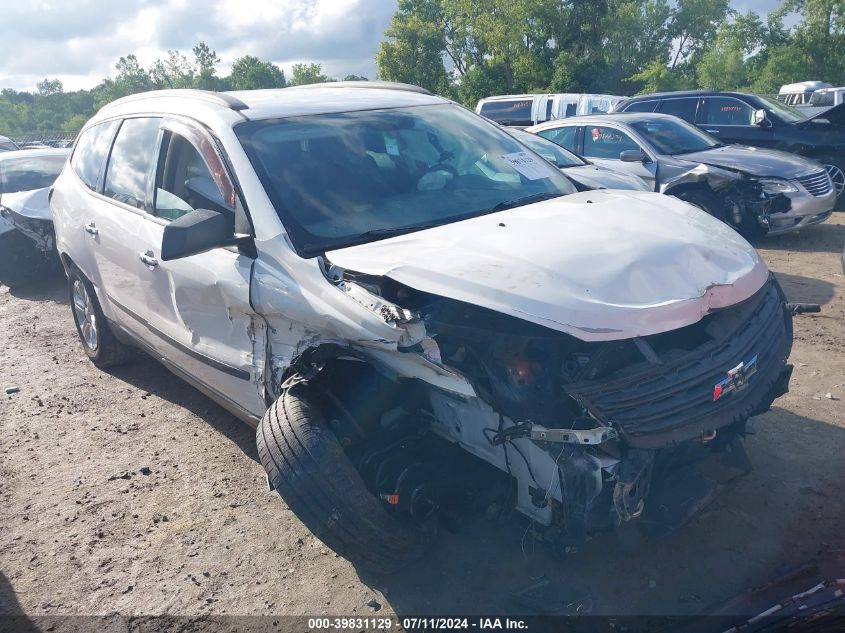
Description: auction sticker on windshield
xmin=500 ymin=151 xmax=550 ymax=180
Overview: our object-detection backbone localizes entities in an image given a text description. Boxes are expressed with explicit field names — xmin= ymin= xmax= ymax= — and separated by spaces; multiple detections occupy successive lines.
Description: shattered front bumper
xmin=0 ymin=206 xmax=55 ymax=252
xmin=566 ymin=276 xmax=793 ymax=449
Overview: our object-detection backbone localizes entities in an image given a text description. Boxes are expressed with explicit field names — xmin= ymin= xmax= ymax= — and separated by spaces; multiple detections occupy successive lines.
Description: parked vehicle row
xmin=528 ymin=112 xmax=836 ymax=236
xmin=46 ymin=84 xmax=797 ymax=573
xmin=613 ymin=90 xmax=845 ymax=206
xmin=476 ymin=93 xmax=624 ymax=128
xmin=0 ymin=148 xmax=70 ymax=285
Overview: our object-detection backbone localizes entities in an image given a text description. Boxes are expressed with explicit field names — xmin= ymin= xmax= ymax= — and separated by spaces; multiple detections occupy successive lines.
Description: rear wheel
xmin=67 ymin=268 xmax=137 ymax=368
xmin=257 ymin=384 xmax=437 ymax=574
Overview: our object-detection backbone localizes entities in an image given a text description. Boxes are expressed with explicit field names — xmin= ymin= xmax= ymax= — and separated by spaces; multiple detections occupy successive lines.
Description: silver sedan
xmin=528 ymin=113 xmax=836 ymax=237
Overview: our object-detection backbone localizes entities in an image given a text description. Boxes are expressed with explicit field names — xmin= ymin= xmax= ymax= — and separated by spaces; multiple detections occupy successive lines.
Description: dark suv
xmin=615 ymin=90 xmax=845 ymax=205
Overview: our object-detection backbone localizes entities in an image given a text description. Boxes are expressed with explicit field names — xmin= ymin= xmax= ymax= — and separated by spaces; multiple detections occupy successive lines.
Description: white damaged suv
xmin=51 ymin=84 xmax=794 ymax=572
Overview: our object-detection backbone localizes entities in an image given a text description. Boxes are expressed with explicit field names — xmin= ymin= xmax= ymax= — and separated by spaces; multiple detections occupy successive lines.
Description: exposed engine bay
xmin=293 ymin=263 xmax=794 ymax=545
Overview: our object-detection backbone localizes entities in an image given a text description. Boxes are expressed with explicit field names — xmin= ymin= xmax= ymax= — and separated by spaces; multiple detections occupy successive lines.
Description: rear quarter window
xmin=536 ymin=126 xmax=579 ymax=152
xmin=71 ymin=120 xmax=120 ymax=191
xmin=658 ymin=98 xmax=699 ymax=122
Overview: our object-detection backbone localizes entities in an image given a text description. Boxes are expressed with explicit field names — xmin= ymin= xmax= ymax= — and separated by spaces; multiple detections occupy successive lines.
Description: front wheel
xmin=257 ymin=385 xmax=436 ymax=574
xmin=67 ymin=268 xmax=137 ymax=368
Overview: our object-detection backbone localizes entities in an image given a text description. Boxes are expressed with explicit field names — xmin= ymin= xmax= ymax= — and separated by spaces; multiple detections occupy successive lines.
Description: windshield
xmin=755 ymin=95 xmax=807 ymax=123
xmin=629 ymin=118 xmax=721 ymax=155
xmin=508 ymin=129 xmax=586 ymax=167
xmin=237 ymin=104 xmax=577 ymax=255
xmin=0 ymin=154 xmax=67 ymax=193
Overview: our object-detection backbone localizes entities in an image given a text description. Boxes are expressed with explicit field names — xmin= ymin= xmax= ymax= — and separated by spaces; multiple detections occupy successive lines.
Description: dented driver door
xmin=132 ymin=119 xmax=266 ymax=423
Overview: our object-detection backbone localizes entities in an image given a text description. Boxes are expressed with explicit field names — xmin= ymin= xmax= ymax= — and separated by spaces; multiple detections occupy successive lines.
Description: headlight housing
xmin=758 ymin=178 xmax=798 ymax=194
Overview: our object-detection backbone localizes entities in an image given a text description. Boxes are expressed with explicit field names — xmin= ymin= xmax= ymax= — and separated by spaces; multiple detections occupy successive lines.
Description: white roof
xmin=94 ymin=86 xmax=449 ymax=130
xmin=779 ymin=81 xmax=832 ymax=93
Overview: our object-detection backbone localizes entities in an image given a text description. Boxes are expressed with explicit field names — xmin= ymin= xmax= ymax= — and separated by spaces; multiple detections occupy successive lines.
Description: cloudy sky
xmin=0 ymin=0 xmax=785 ymax=92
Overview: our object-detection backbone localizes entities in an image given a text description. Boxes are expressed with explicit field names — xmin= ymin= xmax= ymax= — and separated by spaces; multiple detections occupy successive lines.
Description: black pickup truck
xmin=615 ymin=90 xmax=845 ymax=205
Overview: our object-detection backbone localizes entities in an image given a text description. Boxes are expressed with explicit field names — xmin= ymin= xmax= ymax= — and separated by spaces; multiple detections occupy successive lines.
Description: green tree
xmin=342 ymin=74 xmax=369 ymax=81
xmin=289 ymin=63 xmax=331 ymax=86
xmin=696 ymin=12 xmax=765 ymax=90
xmin=193 ymin=42 xmax=222 ymax=90
xmin=149 ymin=50 xmax=196 ymax=88
xmin=228 ymin=55 xmax=286 ymax=89
xmin=36 ymin=78 xmax=63 ymax=96
xmin=376 ymin=0 xmax=449 ymax=94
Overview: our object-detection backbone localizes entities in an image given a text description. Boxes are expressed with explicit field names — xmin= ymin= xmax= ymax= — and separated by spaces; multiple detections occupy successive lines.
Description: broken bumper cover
xmin=0 ymin=206 xmax=55 ymax=252
xmin=566 ymin=277 xmax=793 ymax=448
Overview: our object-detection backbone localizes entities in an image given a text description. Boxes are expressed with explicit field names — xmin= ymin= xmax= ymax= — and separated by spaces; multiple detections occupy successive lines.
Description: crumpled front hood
xmin=327 ymin=190 xmax=769 ymax=341
xmin=678 ymin=144 xmax=820 ymax=179
xmin=0 ymin=187 xmax=51 ymax=221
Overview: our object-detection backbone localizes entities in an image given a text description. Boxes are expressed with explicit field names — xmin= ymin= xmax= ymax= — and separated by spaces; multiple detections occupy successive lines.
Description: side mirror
xmin=619 ymin=149 xmax=648 ymax=163
xmin=753 ymin=109 xmax=771 ymax=127
xmin=161 ymin=208 xmax=236 ymax=261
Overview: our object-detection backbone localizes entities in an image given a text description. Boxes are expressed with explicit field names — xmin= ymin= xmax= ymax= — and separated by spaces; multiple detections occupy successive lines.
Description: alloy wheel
xmin=72 ymin=279 xmax=99 ymax=351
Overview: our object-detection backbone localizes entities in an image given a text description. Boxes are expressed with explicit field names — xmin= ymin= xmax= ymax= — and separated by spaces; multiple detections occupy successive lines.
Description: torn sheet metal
xmin=327 ymin=190 xmax=769 ymax=342
xmin=0 ymin=187 xmax=52 ymax=221
xmin=658 ymin=162 xmax=741 ymax=194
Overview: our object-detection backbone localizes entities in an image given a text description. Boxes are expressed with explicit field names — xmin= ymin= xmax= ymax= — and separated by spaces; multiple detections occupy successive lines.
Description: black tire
xmin=674 ymin=188 xmax=727 ymax=223
xmin=819 ymin=156 xmax=845 ymax=209
xmin=257 ymin=385 xmax=436 ymax=574
xmin=67 ymin=268 xmax=137 ymax=368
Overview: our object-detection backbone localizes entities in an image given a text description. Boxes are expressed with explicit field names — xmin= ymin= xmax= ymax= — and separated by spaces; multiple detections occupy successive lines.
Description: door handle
xmin=84 ymin=222 xmax=98 ymax=236
xmin=705 ymin=129 xmax=719 ymax=134
xmin=139 ymin=251 xmax=159 ymax=268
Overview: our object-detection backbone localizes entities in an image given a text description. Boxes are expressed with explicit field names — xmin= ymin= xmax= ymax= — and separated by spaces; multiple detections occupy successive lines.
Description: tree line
xmin=1 ymin=0 xmax=843 ymax=136
xmin=376 ymin=0 xmax=845 ymax=104
xmin=0 ymin=43 xmax=364 ymax=136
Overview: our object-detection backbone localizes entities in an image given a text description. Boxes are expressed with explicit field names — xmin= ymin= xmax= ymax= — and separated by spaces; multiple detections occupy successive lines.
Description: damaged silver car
xmin=529 ymin=113 xmax=836 ymax=237
xmin=51 ymin=85 xmax=794 ymax=573
xmin=0 ymin=148 xmax=70 ymax=285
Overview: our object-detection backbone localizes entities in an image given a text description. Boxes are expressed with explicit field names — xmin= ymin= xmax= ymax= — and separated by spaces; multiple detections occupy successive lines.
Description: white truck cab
xmin=476 ymin=93 xmax=625 ymax=128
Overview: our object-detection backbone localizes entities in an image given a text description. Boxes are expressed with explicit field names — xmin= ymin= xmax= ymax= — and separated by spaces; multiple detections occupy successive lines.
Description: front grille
xmin=566 ymin=278 xmax=792 ymax=447
xmin=796 ymin=170 xmax=833 ymax=197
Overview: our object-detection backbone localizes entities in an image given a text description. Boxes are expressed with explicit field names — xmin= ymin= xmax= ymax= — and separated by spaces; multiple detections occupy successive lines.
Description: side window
xmin=582 ymin=126 xmax=640 ymax=159
xmin=154 ymin=132 xmax=233 ymax=222
xmin=536 ymin=126 xmax=578 ymax=152
xmin=104 ymin=118 xmax=161 ymax=209
xmin=659 ymin=98 xmax=699 ymax=122
xmin=71 ymin=120 xmax=119 ymax=191
xmin=621 ymin=100 xmax=658 ymax=113
xmin=479 ymin=99 xmax=534 ymax=126
xmin=702 ymin=97 xmax=754 ymax=125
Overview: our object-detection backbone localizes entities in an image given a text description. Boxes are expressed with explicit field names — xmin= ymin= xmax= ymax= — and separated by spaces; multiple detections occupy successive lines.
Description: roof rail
xmin=101 ymin=89 xmax=249 ymax=112
xmin=288 ymin=81 xmax=433 ymax=96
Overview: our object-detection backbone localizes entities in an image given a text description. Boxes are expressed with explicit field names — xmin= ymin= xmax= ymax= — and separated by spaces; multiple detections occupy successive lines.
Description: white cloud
xmin=0 ymin=0 xmax=398 ymax=92
xmin=0 ymin=0 xmax=792 ymax=93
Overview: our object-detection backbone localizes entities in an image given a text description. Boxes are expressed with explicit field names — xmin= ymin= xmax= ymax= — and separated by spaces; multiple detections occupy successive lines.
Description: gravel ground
xmin=1 ymin=212 xmax=843 ymax=625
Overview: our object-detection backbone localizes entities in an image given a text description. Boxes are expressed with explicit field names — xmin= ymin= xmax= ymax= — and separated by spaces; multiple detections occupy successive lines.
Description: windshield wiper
xmin=486 ymin=191 xmax=566 ymax=212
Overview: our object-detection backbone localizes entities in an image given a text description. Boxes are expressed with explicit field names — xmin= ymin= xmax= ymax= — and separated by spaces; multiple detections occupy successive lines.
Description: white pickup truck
xmin=476 ymin=93 xmax=625 ymax=128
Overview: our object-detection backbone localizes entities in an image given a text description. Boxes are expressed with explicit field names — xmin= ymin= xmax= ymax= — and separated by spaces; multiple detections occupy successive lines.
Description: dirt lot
xmin=1 ymin=213 xmax=844 ymax=624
